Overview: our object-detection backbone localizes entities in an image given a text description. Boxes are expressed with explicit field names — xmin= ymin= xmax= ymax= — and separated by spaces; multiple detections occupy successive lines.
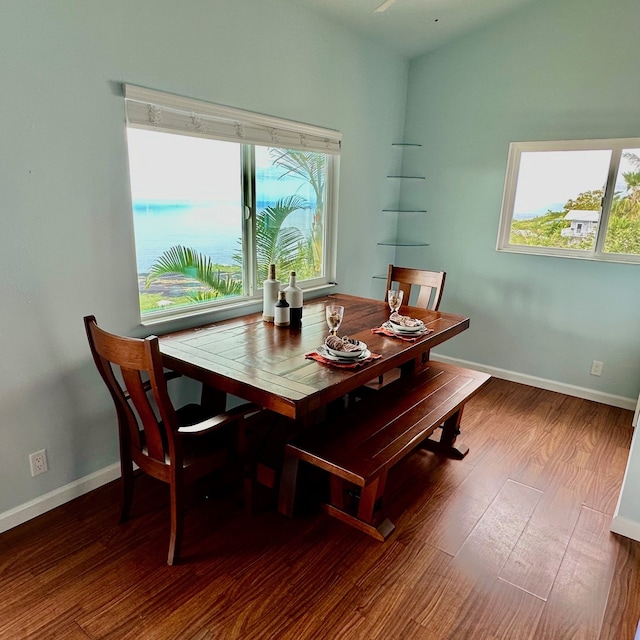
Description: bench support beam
xmin=420 ymin=409 xmax=470 ymax=460
xmin=324 ymin=505 xmax=395 ymax=542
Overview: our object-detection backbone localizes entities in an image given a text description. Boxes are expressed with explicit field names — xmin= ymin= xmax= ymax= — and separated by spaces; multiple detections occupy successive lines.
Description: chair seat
xmin=177 ymin=403 xmax=234 ymax=468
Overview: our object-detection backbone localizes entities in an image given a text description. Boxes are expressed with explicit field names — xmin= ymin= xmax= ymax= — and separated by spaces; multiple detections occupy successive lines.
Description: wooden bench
xmin=277 ymin=361 xmax=491 ymax=541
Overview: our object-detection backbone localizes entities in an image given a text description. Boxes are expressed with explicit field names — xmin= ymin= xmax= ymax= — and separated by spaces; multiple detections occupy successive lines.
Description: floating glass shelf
xmin=377 ymin=241 xmax=429 ymax=247
xmin=382 ymin=209 xmax=427 ymax=213
xmin=392 ymin=143 xmax=422 ymax=147
xmin=386 ymin=175 xmax=425 ymax=179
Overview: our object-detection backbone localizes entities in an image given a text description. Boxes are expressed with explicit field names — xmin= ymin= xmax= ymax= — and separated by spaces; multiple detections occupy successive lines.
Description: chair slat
xmin=385 ymin=264 xmax=446 ymax=311
xmin=121 ymin=367 xmax=166 ymax=461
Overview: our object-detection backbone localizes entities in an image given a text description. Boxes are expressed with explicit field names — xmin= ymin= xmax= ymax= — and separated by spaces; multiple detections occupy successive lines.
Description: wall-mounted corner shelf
xmin=376 ymin=142 xmax=428 ymax=262
xmin=382 ymin=208 xmax=427 ymax=213
xmin=377 ymin=241 xmax=429 ymax=247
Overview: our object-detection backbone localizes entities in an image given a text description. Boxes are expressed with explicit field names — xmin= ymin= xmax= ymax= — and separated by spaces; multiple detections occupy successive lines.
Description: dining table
xmin=158 ymin=292 xmax=470 ymax=496
xmin=158 ymin=292 xmax=470 ymax=422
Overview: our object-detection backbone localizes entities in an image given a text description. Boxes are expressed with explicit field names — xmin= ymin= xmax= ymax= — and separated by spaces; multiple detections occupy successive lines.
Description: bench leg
xmin=328 ymin=474 xmax=385 ymax=521
xmin=323 ymin=472 xmax=395 ymax=542
xmin=421 ymin=408 xmax=469 ymax=460
xmin=356 ymin=471 xmax=387 ymax=523
xmin=329 ymin=475 xmax=346 ymax=510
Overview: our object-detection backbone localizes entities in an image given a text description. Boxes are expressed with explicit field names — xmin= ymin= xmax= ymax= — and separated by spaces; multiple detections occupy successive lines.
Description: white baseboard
xmin=0 ymin=462 xmax=121 ymax=535
xmin=431 ymin=352 xmax=638 ymax=411
xmin=610 ymin=515 xmax=640 ymax=542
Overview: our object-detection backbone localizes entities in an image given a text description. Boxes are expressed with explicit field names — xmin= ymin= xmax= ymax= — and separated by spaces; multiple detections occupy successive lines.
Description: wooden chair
xmin=384 ymin=264 xmax=446 ymax=312
xmin=366 ymin=265 xmax=446 ymax=393
xmin=84 ymin=315 xmax=261 ymax=565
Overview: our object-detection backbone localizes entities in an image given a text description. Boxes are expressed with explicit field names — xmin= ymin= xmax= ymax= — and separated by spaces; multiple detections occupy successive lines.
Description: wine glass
xmin=325 ymin=305 xmax=344 ymax=336
xmin=388 ymin=289 xmax=403 ymax=316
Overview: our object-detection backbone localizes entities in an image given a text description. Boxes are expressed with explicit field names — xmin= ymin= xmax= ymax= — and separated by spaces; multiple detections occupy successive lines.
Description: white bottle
xmin=284 ymin=271 xmax=303 ymax=328
xmin=262 ymin=264 xmax=280 ymax=323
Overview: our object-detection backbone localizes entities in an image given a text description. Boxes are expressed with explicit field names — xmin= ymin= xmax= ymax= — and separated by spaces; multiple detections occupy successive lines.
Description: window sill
xmin=497 ymin=246 xmax=640 ymax=265
xmin=139 ymin=281 xmax=338 ymax=331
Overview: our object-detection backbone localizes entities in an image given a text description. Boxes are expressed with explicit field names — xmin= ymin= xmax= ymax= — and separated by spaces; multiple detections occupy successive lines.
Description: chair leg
xmin=244 ymin=465 xmax=255 ymax=516
xmin=167 ymin=482 xmax=184 ymax=566
xmin=119 ymin=456 xmax=135 ymax=523
xmin=237 ymin=416 xmax=256 ymax=516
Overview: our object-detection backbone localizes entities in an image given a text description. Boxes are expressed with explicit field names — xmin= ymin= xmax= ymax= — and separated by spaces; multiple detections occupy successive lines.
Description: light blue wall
xmin=401 ymin=0 xmax=640 ymax=400
xmin=401 ymin=0 xmax=640 ymax=529
xmin=4 ymin=0 xmax=640 ymax=530
xmin=0 ymin=0 xmax=408 ymax=513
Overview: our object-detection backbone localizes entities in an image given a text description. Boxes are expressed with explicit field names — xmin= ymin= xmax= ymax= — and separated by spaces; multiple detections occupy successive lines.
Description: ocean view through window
xmin=123 ymin=85 xmax=341 ymax=319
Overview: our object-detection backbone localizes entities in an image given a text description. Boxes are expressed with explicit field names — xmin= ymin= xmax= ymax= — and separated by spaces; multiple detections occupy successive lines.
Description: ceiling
xmin=290 ymin=0 xmax=534 ymax=59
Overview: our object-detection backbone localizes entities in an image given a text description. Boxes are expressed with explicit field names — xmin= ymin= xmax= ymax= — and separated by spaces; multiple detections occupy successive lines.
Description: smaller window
xmin=497 ymin=138 xmax=640 ymax=263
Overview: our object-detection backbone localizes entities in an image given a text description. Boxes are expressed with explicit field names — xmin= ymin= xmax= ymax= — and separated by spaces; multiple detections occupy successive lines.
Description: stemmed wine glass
xmin=325 ymin=305 xmax=344 ymax=336
xmin=388 ymin=289 xmax=403 ymax=317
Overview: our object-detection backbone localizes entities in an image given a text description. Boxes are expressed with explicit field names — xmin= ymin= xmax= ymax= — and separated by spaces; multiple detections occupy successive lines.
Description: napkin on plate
xmin=325 ymin=335 xmax=363 ymax=353
xmin=389 ymin=312 xmax=423 ymax=327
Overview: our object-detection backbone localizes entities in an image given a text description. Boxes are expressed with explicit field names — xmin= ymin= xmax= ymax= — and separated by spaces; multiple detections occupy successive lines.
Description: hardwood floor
xmin=2 ymin=378 xmax=639 ymax=639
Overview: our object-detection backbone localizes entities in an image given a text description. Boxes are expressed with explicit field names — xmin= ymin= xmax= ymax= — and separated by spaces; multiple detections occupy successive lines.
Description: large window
xmin=497 ymin=138 xmax=640 ymax=262
xmin=124 ymin=85 xmax=341 ymax=320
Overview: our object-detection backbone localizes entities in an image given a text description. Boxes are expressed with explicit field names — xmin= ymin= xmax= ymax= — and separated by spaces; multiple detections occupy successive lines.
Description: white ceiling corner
xmin=288 ymin=0 xmax=535 ymax=58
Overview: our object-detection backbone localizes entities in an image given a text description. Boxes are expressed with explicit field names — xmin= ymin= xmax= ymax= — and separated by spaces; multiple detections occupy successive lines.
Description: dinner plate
xmin=389 ymin=318 xmax=424 ymax=332
xmin=325 ymin=340 xmax=367 ymax=359
xmin=317 ymin=345 xmax=371 ymax=362
xmin=383 ymin=321 xmax=427 ymax=335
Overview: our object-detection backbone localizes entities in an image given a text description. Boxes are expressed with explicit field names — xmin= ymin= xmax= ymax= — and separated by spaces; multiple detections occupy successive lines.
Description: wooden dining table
xmin=158 ymin=293 xmax=470 ymax=421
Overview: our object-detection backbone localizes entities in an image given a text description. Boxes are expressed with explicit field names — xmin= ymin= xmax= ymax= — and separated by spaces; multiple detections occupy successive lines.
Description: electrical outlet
xmin=590 ymin=360 xmax=604 ymax=376
xmin=29 ymin=450 xmax=48 ymax=477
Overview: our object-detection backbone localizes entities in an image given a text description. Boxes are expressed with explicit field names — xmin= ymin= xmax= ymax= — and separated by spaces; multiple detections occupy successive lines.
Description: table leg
xmin=400 ymin=348 xmax=431 ymax=378
xmin=278 ymin=452 xmax=300 ymax=517
xmin=200 ymin=385 xmax=226 ymax=415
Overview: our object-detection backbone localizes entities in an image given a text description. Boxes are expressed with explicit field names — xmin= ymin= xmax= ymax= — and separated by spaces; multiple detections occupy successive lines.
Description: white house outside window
xmin=496 ymin=138 xmax=640 ymax=263
xmin=123 ymin=85 xmax=341 ymax=320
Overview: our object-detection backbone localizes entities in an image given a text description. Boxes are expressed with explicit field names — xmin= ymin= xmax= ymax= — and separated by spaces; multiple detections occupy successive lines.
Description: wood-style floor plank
xmin=599 ymin=535 xmax=640 ymax=640
xmin=499 ymin=485 xmax=583 ymax=600
xmin=533 ymin=506 xmax=620 ymax=640
xmin=428 ymin=576 xmax=545 ymax=640
xmin=1 ymin=378 xmax=639 ymax=640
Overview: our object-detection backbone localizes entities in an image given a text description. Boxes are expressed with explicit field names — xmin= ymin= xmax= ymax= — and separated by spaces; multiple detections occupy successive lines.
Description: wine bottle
xmin=284 ymin=271 xmax=303 ymax=328
xmin=262 ymin=264 xmax=280 ymax=323
xmin=274 ymin=290 xmax=290 ymax=327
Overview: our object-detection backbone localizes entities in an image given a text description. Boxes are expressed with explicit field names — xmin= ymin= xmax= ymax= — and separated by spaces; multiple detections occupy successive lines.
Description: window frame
xmin=123 ymin=84 xmax=341 ymax=324
xmin=496 ymin=137 xmax=640 ymax=264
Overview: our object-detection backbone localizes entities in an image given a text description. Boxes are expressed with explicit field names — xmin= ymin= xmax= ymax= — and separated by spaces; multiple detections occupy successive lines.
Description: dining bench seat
xmin=278 ymin=361 xmax=491 ymax=541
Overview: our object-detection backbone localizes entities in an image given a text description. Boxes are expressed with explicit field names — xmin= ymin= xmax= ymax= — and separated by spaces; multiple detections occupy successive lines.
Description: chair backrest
xmin=385 ymin=264 xmax=446 ymax=311
xmin=84 ymin=315 xmax=179 ymax=467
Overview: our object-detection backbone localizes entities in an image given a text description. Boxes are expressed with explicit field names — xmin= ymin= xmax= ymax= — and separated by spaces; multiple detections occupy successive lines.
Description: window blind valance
xmin=124 ymin=84 xmax=342 ymax=155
